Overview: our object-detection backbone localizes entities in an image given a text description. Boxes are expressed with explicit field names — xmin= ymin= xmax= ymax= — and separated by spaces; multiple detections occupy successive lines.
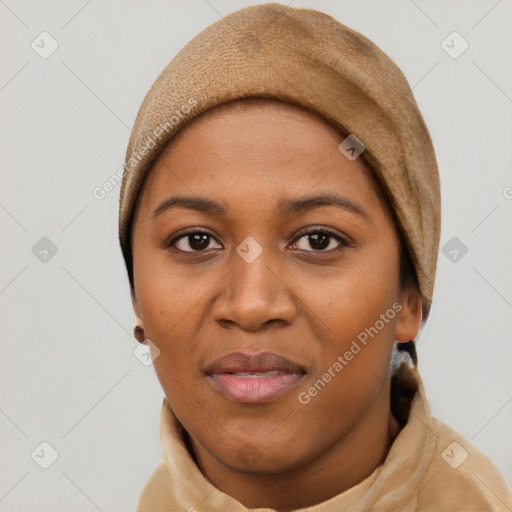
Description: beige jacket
xmin=137 ymin=373 xmax=512 ymax=511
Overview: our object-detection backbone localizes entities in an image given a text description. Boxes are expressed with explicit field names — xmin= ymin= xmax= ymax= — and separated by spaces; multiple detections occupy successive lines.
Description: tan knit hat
xmin=118 ymin=3 xmax=441 ymax=320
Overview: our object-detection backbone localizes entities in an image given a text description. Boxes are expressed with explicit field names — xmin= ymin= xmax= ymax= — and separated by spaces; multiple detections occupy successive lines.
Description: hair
xmin=398 ymin=240 xmax=418 ymax=291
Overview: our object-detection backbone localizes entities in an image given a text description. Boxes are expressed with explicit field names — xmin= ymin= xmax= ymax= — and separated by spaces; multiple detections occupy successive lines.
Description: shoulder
xmin=415 ymin=417 xmax=512 ymax=511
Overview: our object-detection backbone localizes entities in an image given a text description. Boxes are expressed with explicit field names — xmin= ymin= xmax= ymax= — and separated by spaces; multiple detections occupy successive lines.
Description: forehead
xmin=135 ymin=99 xmax=390 ymax=221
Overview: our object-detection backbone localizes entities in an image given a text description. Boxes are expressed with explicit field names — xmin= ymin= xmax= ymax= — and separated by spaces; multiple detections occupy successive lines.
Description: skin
xmin=130 ymin=99 xmax=422 ymax=511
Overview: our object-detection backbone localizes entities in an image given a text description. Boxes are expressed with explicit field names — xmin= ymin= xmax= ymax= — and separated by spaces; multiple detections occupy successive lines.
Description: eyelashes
xmin=166 ymin=227 xmax=351 ymax=255
xmin=168 ymin=230 xmax=220 ymax=253
xmin=290 ymin=227 xmax=350 ymax=253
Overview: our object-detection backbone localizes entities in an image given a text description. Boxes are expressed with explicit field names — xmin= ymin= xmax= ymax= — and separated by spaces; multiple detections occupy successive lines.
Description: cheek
xmin=134 ymin=242 xmax=203 ymax=334
xmin=137 ymin=276 xmax=203 ymax=359
xmin=301 ymin=243 xmax=400 ymax=344
xmin=295 ymin=244 xmax=400 ymax=409
xmin=133 ymin=252 xmax=194 ymax=357
xmin=133 ymin=251 xmax=228 ymax=407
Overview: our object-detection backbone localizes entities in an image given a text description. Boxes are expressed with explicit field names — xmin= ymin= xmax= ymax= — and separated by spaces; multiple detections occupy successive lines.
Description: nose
xmin=211 ymin=248 xmax=297 ymax=332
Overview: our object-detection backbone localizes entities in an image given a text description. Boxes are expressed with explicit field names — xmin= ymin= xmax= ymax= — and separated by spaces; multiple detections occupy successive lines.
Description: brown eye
xmin=307 ymin=233 xmax=330 ymax=251
xmin=170 ymin=231 xmax=222 ymax=252
xmin=292 ymin=229 xmax=348 ymax=253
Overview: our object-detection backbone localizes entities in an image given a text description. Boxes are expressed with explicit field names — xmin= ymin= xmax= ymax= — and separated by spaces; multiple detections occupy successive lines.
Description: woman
xmin=118 ymin=4 xmax=512 ymax=511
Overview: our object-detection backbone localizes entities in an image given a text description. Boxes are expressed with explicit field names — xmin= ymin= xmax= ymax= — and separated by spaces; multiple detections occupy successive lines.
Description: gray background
xmin=1 ymin=0 xmax=511 ymax=510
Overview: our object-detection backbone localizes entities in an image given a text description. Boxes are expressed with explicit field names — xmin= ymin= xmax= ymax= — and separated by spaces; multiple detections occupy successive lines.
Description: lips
xmin=205 ymin=351 xmax=306 ymax=404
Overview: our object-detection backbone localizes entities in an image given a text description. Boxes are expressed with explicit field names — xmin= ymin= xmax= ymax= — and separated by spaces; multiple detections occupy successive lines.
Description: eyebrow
xmin=153 ymin=192 xmax=370 ymax=221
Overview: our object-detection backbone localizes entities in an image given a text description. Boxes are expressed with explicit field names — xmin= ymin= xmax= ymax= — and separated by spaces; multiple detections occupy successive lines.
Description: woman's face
xmin=131 ymin=100 xmax=421 ymax=477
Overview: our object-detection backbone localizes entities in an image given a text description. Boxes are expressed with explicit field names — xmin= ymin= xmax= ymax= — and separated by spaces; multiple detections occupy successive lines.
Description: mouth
xmin=205 ymin=351 xmax=306 ymax=404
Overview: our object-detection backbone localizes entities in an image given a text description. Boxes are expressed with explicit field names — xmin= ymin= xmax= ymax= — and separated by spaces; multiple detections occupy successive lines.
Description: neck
xmin=189 ymin=384 xmax=402 ymax=511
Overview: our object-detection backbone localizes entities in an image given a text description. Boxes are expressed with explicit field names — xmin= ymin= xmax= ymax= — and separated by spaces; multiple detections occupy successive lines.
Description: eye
xmin=168 ymin=230 xmax=222 ymax=253
xmin=166 ymin=227 xmax=350 ymax=254
xmin=290 ymin=228 xmax=349 ymax=253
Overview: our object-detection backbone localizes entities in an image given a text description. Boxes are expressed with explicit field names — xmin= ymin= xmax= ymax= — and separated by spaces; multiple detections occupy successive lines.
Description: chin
xmin=207 ymin=432 xmax=309 ymax=475
xmin=223 ymin=449 xmax=306 ymax=475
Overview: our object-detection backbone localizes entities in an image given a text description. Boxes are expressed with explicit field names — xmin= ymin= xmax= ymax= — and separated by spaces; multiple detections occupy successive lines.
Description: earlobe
xmin=133 ymin=325 xmax=146 ymax=344
xmin=395 ymin=287 xmax=422 ymax=343
xmin=131 ymin=288 xmax=146 ymax=344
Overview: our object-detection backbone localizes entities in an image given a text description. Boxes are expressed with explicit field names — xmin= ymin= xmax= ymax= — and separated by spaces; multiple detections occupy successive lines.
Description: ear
xmin=395 ymin=285 xmax=422 ymax=343
xmin=131 ymin=288 xmax=145 ymax=344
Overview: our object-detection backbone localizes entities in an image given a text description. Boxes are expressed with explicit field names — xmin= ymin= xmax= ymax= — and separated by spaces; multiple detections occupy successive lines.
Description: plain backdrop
xmin=1 ymin=0 xmax=511 ymax=510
